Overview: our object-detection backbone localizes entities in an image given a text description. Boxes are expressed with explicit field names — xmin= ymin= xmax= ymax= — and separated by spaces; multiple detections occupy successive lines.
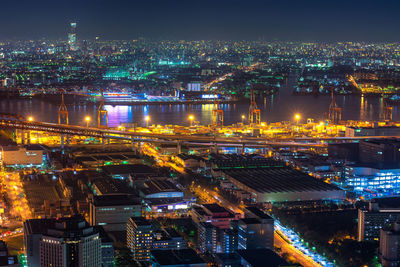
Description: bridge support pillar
xmin=131 ymin=137 xmax=135 ymax=151
xmin=61 ymin=134 xmax=64 ymax=150
xmin=26 ymin=131 xmax=31 ymax=145
xmin=212 ymin=143 xmax=218 ymax=154
xmin=241 ymin=143 xmax=246 ymax=155
xmin=102 ymin=138 xmax=106 ymax=150
xmin=20 ymin=130 xmax=25 ymax=145
xmin=177 ymin=141 xmax=182 ymax=154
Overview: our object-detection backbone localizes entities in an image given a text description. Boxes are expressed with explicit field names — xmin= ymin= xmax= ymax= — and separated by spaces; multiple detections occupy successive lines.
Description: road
xmin=275 ymin=231 xmax=321 ymax=267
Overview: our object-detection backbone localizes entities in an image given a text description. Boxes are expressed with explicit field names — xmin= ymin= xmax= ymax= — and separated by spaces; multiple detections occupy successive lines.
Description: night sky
xmin=1 ymin=0 xmax=400 ymax=41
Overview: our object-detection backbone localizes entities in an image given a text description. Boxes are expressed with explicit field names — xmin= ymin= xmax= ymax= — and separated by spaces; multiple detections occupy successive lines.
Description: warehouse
xmin=221 ymin=166 xmax=344 ymax=203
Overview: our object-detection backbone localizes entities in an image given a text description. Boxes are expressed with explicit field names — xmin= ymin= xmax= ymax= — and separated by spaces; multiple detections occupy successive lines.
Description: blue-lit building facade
xmin=344 ymin=165 xmax=400 ymax=196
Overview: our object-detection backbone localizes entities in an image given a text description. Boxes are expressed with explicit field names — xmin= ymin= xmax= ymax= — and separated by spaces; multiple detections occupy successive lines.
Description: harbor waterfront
xmin=0 ymin=93 xmax=395 ymax=127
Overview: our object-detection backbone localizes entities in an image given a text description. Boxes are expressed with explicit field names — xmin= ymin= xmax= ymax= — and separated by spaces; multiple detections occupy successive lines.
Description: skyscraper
xmin=68 ymin=22 xmax=77 ymax=51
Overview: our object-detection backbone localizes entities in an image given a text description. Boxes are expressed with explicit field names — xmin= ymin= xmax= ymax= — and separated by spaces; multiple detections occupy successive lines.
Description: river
xmin=0 ymin=75 xmax=396 ymax=127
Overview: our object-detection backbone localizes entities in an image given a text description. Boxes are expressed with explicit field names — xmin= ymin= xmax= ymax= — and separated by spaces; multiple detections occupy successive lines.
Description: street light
xmin=28 ymin=116 xmax=33 ymax=122
xmin=85 ymin=116 xmax=91 ymax=127
xmin=145 ymin=116 xmax=150 ymax=127
xmin=294 ymin=113 xmax=301 ymax=125
xmin=241 ymin=115 xmax=245 ymax=124
xmin=188 ymin=115 xmax=194 ymax=127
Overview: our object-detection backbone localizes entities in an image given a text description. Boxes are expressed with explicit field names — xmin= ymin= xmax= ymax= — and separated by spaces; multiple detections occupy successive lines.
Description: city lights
xmin=188 ymin=115 xmax=194 ymax=127
xmin=145 ymin=115 xmax=150 ymax=127
xmin=27 ymin=116 xmax=33 ymax=122
xmin=85 ymin=116 xmax=91 ymax=127
xmin=294 ymin=113 xmax=301 ymax=125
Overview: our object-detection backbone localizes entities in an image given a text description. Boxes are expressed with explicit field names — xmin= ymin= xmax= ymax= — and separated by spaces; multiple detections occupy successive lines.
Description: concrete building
xmin=380 ymin=221 xmax=400 ymax=267
xmin=198 ymin=222 xmax=217 ymax=254
xmin=152 ymin=228 xmax=187 ymax=250
xmin=24 ymin=216 xmax=102 ymax=267
xmin=0 ymin=240 xmax=19 ymax=266
xmin=89 ymin=194 xmax=142 ymax=232
xmin=127 ymin=217 xmax=153 ymax=262
xmin=191 ymin=203 xmax=240 ymax=229
xmin=222 ymin=228 xmax=238 ymax=253
xmin=345 ymin=126 xmax=400 ymax=138
xmin=359 ymin=139 xmax=400 ymax=164
xmin=358 ymin=199 xmax=400 ymax=241
xmin=1 ymin=145 xmax=44 ymax=167
xmin=220 ymin=166 xmax=344 ymax=203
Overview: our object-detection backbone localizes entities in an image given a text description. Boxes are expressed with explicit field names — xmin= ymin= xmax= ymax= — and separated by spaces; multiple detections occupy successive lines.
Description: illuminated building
xmin=137 ymin=177 xmax=193 ymax=215
xmin=358 ymin=199 xmax=400 ymax=241
xmin=187 ymin=82 xmax=202 ymax=91
xmin=68 ymin=22 xmax=77 ymax=51
xmin=0 ymin=145 xmax=44 ymax=167
xmin=345 ymin=164 xmax=400 ymax=194
xmin=198 ymin=222 xmax=217 ymax=254
xmin=127 ymin=217 xmax=153 ymax=262
xmin=380 ymin=221 xmax=400 ymax=267
xmin=89 ymin=194 xmax=142 ymax=232
xmin=152 ymin=228 xmax=187 ymax=250
xmin=222 ymin=228 xmax=238 ymax=253
xmin=24 ymin=216 xmax=103 ymax=267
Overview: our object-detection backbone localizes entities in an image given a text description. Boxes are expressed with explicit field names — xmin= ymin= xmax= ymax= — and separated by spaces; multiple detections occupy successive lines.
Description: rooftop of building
xmin=372 ymin=197 xmax=400 ymax=209
xmin=245 ymin=206 xmax=274 ymax=220
xmin=92 ymin=178 xmax=137 ymax=195
xmin=102 ymin=164 xmax=155 ymax=175
xmin=129 ymin=217 xmax=152 ymax=227
xmin=239 ymin=217 xmax=262 ymax=225
xmin=236 ymin=249 xmax=289 ymax=267
xmin=176 ymin=153 xmax=204 ymax=161
xmin=203 ymin=203 xmax=230 ymax=214
xmin=141 ymin=178 xmax=181 ymax=196
xmin=214 ymin=253 xmax=241 ymax=263
xmin=210 ymin=154 xmax=284 ymax=170
xmin=24 ymin=218 xmax=57 ymax=235
xmin=222 ymin=166 xmax=341 ymax=194
xmin=150 ymin=249 xmax=205 ymax=265
xmin=92 ymin=194 xmax=140 ymax=207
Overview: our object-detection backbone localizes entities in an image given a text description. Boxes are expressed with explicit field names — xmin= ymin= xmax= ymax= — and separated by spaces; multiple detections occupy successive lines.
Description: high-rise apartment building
xmin=127 ymin=217 xmax=153 ymax=262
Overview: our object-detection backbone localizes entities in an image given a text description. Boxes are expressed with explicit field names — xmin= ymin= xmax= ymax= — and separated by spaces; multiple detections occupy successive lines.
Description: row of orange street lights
xmin=26 ymin=113 xmax=304 ymax=128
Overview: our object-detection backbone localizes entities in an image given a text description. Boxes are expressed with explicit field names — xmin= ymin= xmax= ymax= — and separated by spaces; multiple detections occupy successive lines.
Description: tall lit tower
xmin=68 ymin=22 xmax=77 ymax=51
